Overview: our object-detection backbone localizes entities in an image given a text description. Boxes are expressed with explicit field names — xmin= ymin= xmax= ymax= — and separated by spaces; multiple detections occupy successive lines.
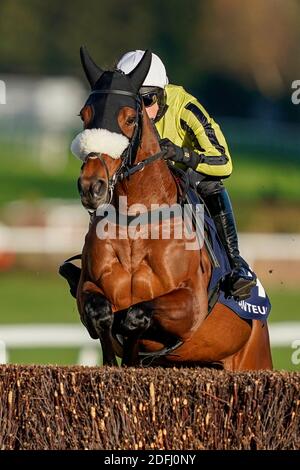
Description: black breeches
xmin=187 ymin=168 xmax=224 ymax=199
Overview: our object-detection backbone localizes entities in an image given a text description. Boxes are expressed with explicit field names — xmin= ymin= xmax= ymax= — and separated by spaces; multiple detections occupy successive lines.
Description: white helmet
xmin=117 ymin=50 xmax=169 ymax=89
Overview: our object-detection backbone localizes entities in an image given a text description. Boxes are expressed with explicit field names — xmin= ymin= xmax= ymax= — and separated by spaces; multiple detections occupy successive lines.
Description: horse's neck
xmin=117 ymin=114 xmax=177 ymax=208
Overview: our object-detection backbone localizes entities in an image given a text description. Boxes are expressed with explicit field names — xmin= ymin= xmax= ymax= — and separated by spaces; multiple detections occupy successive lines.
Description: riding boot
xmin=204 ymin=187 xmax=256 ymax=300
xmin=59 ymin=262 xmax=81 ymax=299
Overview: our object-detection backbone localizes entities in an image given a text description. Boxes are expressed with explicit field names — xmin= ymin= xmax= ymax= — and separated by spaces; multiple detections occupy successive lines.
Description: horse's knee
xmin=83 ymin=293 xmax=113 ymax=339
xmin=121 ymin=304 xmax=152 ymax=336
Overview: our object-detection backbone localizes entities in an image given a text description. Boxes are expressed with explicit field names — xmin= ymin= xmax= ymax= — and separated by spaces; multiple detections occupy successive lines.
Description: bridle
xmin=81 ymin=88 xmax=167 ymax=207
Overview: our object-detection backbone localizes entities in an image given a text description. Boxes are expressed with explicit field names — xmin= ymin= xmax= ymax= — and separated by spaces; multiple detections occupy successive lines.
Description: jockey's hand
xmin=160 ymin=138 xmax=202 ymax=169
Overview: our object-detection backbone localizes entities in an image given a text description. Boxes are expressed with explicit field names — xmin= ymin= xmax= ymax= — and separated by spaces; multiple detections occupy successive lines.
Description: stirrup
xmin=222 ymin=269 xmax=256 ymax=301
xmin=231 ymin=276 xmax=257 ymax=300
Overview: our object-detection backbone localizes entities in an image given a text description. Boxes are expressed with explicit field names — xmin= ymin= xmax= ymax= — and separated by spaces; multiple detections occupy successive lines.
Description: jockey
xmin=117 ymin=50 xmax=256 ymax=300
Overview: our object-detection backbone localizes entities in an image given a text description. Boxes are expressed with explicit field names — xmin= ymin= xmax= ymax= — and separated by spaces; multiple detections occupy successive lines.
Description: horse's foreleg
xmin=121 ymin=304 xmax=152 ymax=366
xmin=83 ymin=293 xmax=117 ymax=366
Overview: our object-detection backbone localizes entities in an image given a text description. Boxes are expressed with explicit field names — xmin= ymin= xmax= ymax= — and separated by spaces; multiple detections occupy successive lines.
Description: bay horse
xmin=71 ymin=47 xmax=272 ymax=370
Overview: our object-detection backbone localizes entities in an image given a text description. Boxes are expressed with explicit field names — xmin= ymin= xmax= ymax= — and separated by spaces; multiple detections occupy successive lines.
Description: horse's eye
xmin=126 ymin=116 xmax=135 ymax=126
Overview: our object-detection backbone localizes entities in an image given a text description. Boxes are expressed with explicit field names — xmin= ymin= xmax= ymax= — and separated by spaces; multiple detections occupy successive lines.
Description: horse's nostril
xmin=91 ymin=180 xmax=103 ymax=196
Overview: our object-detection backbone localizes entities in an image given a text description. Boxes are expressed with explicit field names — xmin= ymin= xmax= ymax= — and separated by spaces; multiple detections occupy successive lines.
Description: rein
xmin=119 ymin=149 xmax=167 ymax=178
xmin=84 ymin=148 xmax=167 ymax=207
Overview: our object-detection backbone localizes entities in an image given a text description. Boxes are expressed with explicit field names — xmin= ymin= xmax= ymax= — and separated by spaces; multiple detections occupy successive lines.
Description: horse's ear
xmin=128 ymin=49 xmax=152 ymax=91
xmin=80 ymin=46 xmax=104 ymax=88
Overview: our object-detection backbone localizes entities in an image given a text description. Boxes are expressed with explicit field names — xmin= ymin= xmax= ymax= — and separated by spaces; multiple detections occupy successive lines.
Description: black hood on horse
xmin=80 ymin=46 xmax=152 ymax=134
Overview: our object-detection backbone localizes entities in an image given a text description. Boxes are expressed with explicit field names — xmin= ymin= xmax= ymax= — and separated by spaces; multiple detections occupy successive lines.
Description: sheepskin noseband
xmin=71 ymin=128 xmax=129 ymax=161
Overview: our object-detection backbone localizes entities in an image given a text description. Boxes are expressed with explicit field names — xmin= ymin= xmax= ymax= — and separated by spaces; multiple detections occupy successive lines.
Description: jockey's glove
xmin=160 ymin=138 xmax=202 ymax=169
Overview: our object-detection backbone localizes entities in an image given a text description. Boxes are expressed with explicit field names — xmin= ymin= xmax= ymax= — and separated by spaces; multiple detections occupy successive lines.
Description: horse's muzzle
xmin=78 ymin=177 xmax=108 ymax=211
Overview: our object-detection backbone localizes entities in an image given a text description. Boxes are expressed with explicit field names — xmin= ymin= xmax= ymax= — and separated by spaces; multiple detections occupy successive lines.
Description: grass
xmin=8 ymin=348 xmax=79 ymax=366
xmin=271 ymin=348 xmax=299 ymax=372
xmin=0 ymin=271 xmax=299 ymax=370
xmin=267 ymin=287 xmax=300 ymax=323
xmin=0 ymin=271 xmax=79 ymax=324
xmin=226 ymin=158 xmax=300 ymax=203
xmin=267 ymin=286 xmax=300 ymax=371
xmin=0 ymin=149 xmax=79 ymax=206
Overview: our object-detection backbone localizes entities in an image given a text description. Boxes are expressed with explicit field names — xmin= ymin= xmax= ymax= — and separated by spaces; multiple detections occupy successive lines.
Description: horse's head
xmin=71 ymin=46 xmax=152 ymax=211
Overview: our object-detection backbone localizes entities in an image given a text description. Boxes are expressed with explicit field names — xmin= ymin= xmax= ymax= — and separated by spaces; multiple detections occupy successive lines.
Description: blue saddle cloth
xmin=205 ymin=213 xmax=271 ymax=322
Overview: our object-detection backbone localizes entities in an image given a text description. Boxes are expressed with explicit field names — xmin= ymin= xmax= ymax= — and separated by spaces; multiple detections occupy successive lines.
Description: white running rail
xmin=0 ymin=323 xmax=299 ymax=366
xmin=0 ymin=226 xmax=300 ymax=259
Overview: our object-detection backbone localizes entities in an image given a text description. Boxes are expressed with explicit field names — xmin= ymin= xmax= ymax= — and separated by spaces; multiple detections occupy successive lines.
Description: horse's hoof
xmin=83 ymin=294 xmax=113 ymax=339
xmin=121 ymin=304 xmax=152 ymax=336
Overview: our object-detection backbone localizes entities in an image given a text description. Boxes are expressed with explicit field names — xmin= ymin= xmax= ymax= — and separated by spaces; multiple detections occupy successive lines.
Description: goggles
xmin=141 ymin=92 xmax=158 ymax=108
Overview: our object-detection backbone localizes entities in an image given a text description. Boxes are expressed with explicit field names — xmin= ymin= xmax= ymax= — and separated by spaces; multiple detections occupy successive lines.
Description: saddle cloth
xmin=186 ymin=188 xmax=271 ymax=322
